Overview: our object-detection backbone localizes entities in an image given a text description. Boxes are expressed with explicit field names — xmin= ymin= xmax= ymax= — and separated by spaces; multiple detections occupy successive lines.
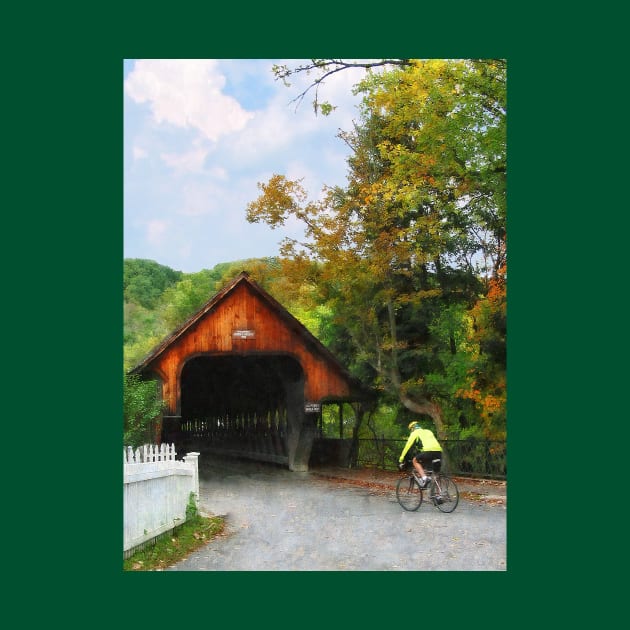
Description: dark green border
xmin=9 ymin=2 xmax=594 ymax=622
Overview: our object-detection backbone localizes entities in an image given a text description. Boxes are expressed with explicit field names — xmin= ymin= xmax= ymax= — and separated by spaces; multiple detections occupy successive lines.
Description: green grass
xmin=123 ymin=514 xmax=226 ymax=571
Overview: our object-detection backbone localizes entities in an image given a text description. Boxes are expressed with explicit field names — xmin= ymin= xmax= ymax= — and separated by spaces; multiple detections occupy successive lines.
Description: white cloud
xmin=124 ymin=59 xmax=383 ymax=272
xmin=178 ymin=181 xmax=221 ymax=217
xmin=218 ymin=61 xmax=369 ymax=170
xmin=160 ymin=147 xmax=208 ymax=175
xmin=208 ymin=166 xmax=228 ymax=180
xmin=147 ymin=220 xmax=169 ymax=245
xmin=125 ymin=59 xmax=254 ymax=142
xmin=133 ymin=145 xmax=148 ymax=160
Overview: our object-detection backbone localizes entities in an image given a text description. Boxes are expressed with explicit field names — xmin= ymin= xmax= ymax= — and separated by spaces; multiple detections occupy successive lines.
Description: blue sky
xmin=123 ymin=59 xmax=373 ymax=273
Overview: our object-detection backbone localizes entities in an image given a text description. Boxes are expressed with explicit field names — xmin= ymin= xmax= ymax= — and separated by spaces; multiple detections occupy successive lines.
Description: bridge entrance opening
xmin=171 ymin=354 xmax=308 ymax=468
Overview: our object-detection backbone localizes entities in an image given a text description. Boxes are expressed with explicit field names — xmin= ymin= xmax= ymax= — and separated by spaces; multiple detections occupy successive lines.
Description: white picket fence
xmin=123 ymin=444 xmax=200 ymax=558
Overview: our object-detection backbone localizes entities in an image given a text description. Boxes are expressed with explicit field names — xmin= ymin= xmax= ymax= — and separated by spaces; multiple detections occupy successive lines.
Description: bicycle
xmin=395 ymin=458 xmax=459 ymax=513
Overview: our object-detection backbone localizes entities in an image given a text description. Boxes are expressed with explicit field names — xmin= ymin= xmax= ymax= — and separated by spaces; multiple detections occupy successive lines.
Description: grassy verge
xmin=123 ymin=514 xmax=226 ymax=571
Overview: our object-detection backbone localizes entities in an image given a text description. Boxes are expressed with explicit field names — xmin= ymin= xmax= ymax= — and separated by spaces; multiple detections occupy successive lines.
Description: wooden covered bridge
xmin=130 ymin=272 xmax=370 ymax=471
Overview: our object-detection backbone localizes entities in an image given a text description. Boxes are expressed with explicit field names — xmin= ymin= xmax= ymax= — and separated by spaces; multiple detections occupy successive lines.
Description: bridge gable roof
xmin=130 ymin=271 xmax=367 ymax=401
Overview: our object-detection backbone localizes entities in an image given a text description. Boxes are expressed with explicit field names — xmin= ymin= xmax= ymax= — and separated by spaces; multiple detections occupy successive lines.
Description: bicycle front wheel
xmin=396 ymin=476 xmax=423 ymax=511
xmin=431 ymin=475 xmax=459 ymax=513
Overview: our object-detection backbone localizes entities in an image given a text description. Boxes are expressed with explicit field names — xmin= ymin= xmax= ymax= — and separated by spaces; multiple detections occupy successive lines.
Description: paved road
xmin=166 ymin=455 xmax=506 ymax=571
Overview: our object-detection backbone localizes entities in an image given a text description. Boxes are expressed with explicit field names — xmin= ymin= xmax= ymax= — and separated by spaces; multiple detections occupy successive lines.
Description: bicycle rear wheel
xmin=430 ymin=475 xmax=459 ymax=513
xmin=396 ymin=476 xmax=423 ymax=511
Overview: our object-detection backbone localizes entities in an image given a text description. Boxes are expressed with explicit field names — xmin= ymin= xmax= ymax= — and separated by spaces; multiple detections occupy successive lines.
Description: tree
xmin=124 ymin=258 xmax=183 ymax=309
xmin=248 ymin=59 xmax=506 ymax=438
xmin=272 ymin=59 xmax=412 ymax=115
xmin=123 ymin=373 xmax=165 ymax=447
xmin=456 ymin=263 xmax=507 ymax=439
xmin=158 ymin=271 xmax=217 ymax=331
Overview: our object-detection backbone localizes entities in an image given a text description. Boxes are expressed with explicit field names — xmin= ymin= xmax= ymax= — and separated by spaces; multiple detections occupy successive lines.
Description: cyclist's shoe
xmin=420 ymin=477 xmax=430 ymax=487
xmin=434 ymin=496 xmax=444 ymax=505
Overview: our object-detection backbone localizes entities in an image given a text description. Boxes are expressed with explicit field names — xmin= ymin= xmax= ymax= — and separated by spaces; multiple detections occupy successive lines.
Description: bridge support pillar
xmin=287 ymin=418 xmax=316 ymax=472
xmin=285 ymin=380 xmax=314 ymax=471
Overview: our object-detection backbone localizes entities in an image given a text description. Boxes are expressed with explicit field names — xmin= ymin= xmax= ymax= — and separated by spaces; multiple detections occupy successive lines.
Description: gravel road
xmin=165 ymin=454 xmax=506 ymax=571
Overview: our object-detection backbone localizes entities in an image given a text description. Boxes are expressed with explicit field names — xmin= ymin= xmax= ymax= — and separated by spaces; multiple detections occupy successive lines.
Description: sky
xmin=123 ymin=59 xmax=374 ymax=274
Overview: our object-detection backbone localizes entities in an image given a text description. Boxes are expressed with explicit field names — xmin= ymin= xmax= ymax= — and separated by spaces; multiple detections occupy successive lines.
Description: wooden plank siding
xmin=131 ymin=272 xmax=368 ymax=417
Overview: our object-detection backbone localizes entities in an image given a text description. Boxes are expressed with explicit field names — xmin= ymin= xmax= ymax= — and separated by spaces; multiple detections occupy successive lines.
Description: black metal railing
xmin=355 ymin=438 xmax=506 ymax=480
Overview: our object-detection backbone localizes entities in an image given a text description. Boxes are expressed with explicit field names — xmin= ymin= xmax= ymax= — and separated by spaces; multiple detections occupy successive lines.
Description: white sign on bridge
xmin=232 ymin=329 xmax=256 ymax=339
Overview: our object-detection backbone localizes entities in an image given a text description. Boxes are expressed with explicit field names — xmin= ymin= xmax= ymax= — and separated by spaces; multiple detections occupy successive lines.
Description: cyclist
xmin=398 ymin=421 xmax=442 ymax=487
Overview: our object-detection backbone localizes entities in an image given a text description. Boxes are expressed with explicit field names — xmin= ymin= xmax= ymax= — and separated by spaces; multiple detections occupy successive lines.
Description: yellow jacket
xmin=399 ymin=428 xmax=442 ymax=462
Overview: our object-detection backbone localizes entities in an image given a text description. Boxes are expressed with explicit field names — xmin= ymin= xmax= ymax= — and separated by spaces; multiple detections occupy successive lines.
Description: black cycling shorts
xmin=414 ymin=450 xmax=442 ymax=469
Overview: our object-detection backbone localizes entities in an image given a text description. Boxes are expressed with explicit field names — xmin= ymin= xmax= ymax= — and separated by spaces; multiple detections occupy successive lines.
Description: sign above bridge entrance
xmin=232 ymin=329 xmax=256 ymax=339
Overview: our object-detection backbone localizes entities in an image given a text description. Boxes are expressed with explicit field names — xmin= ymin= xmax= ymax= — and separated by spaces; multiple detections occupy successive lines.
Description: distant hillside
xmin=124 ymin=258 xmax=184 ymax=309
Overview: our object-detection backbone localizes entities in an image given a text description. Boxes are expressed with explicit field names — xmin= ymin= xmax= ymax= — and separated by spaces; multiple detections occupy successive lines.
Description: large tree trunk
xmin=398 ymin=393 xmax=446 ymax=440
xmin=385 ymin=299 xmax=446 ymax=440
xmin=347 ymin=403 xmax=366 ymax=468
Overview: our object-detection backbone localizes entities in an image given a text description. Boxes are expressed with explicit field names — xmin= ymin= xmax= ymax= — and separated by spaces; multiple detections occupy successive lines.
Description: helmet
xmin=408 ymin=421 xmax=420 ymax=431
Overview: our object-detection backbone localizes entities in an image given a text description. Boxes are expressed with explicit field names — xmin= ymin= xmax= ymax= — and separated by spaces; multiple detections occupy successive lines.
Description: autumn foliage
xmin=247 ymin=59 xmax=506 ymax=440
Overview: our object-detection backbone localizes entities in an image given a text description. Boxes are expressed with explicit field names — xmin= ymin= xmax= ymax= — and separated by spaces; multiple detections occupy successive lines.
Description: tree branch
xmin=273 ymin=59 xmax=412 ymax=114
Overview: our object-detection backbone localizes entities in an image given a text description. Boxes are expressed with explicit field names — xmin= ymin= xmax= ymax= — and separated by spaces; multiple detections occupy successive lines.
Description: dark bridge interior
xmin=171 ymin=354 xmax=305 ymax=462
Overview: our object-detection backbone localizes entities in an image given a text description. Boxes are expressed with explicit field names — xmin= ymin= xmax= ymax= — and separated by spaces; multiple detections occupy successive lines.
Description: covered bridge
xmin=130 ymin=272 xmax=370 ymax=471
